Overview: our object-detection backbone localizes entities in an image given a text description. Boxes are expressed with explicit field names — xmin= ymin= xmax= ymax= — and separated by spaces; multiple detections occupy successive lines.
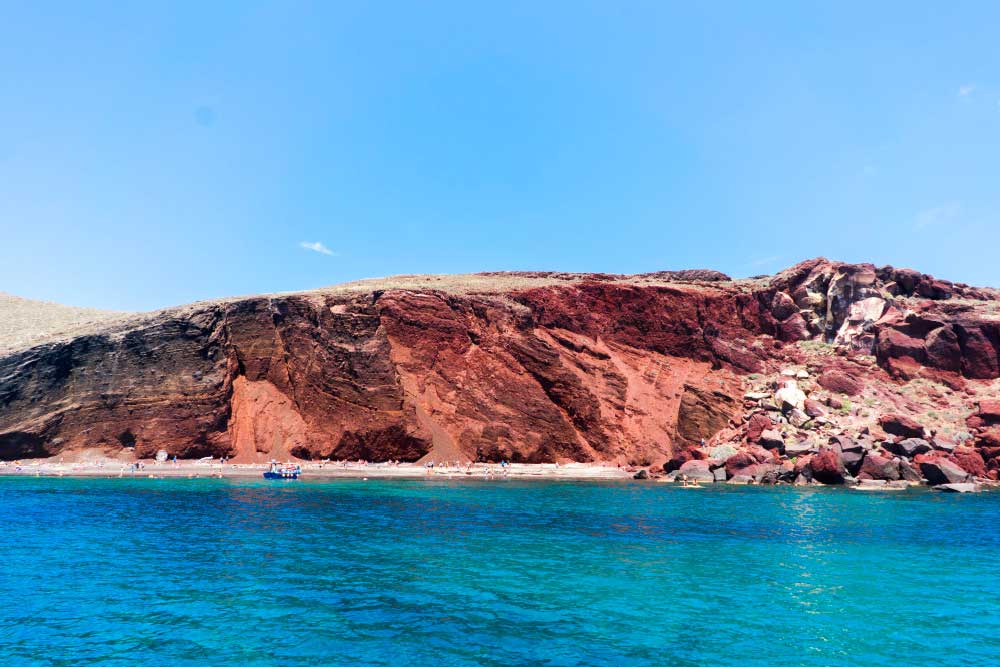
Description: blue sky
xmin=1 ymin=2 xmax=998 ymax=311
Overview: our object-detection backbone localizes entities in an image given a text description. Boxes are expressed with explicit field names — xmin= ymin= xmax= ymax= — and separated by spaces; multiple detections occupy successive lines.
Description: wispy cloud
xmin=959 ymin=83 xmax=976 ymax=97
xmin=299 ymin=241 xmax=336 ymax=256
xmin=915 ymin=202 xmax=961 ymax=229
xmin=747 ymin=255 xmax=780 ymax=268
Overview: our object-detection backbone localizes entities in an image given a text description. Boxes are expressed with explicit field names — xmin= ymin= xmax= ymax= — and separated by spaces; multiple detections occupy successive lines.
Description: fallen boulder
xmin=774 ymin=381 xmax=806 ymax=411
xmin=663 ymin=448 xmax=697 ymax=473
xmin=745 ymin=413 xmax=774 ymax=443
xmin=803 ymin=399 xmax=827 ymax=418
xmin=931 ymin=436 xmax=958 ymax=452
xmin=817 ymin=370 xmax=863 ymax=396
xmin=759 ymin=429 xmax=785 ymax=451
xmin=898 ymin=459 xmax=923 ymax=482
xmin=879 ymin=414 xmax=925 ymax=439
xmin=858 ymin=452 xmax=900 ymax=481
xmin=708 ymin=444 xmax=738 ymax=461
xmin=809 ymin=447 xmax=846 ymax=485
xmin=886 ymin=438 xmax=932 ymax=458
xmin=978 ymin=400 xmax=1000 ymax=423
xmin=919 ymin=459 xmax=971 ymax=486
xmin=976 ymin=428 xmax=1000 ymax=448
xmin=948 ymin=447 xmax=987 ymax=478
xmin=784 ymin=438 xmax=817 ymax=457
xmin=677 ymin=459 xmax=715 ymax=482
xmin=724 ymin=446 xmax=773 ymax=478
xmin=840 ymin=450 xmax=865 ymax=476
xmin=830 ymin=435 xmax=862 ymax=453
xmin=787 ymin=408 xmax=811 ymax=427
xmin=779 ymin=313 xmax=810 ymax=342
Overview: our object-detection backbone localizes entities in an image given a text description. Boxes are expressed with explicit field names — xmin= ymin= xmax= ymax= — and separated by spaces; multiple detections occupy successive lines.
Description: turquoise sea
xmin=1 ymin=478 xmax=998 ymax=667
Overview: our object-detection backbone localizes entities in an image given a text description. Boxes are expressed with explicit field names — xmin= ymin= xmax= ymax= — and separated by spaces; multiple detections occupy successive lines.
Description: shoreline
xmin=0 ymin=460 xmax=634 ymax=481
xmin=1 ymin=461 xmax=995 ymax=492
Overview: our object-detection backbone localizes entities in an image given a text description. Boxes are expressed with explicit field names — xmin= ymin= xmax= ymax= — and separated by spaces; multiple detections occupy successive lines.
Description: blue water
xmin=1 ymin=479 xmax=998 ymax=666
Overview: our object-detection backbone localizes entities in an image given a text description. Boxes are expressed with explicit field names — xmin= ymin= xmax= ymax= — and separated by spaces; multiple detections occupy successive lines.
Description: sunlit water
xmin=1 ymin=478 xmax=998 ymax=666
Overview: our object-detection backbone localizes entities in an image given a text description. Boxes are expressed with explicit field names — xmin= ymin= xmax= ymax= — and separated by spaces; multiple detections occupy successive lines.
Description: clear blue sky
xmin=2 ymin=2 xmax=998 ymax=311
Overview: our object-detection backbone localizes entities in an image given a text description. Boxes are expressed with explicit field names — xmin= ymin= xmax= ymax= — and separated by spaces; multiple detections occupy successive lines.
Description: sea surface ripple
xmin=1 ymin=478 xmax=998 ymax=666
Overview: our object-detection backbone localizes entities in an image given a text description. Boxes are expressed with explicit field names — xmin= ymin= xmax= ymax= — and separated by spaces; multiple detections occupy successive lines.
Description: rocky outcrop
xmin=766 ymin=258 xmax=1000 ymax=379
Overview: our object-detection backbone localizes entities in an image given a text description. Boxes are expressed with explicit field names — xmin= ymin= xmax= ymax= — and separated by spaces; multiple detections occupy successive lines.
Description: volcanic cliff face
xmin=1 ymin=259 xmax=999 ymax=471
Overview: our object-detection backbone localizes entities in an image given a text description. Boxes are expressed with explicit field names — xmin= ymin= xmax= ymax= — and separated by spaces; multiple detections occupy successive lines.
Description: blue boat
xmin=263 ymin=461 xmax=302 ymax=480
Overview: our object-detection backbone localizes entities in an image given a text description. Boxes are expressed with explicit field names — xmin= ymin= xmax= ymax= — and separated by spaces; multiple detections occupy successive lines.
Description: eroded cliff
xmin=2 ymin=259 xmax=998 ymax=472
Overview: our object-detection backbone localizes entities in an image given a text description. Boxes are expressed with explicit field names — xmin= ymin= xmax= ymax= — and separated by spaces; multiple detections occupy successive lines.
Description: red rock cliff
xmin=1 ymin=260 xmax=997 ymax=464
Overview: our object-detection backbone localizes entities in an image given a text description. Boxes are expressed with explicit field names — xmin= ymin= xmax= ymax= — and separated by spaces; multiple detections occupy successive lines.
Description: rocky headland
xmin=2 ymin=258 xmax=999 ymax=488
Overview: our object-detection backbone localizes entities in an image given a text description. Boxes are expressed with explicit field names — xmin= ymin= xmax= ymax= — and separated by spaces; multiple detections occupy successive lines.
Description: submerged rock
xmin=934 ymin=483 xmax=980 ymax=493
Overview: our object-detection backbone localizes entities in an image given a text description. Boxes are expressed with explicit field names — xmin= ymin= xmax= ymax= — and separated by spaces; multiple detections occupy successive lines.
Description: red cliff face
xmin=1 ymin=259 xmax=998 ymax=466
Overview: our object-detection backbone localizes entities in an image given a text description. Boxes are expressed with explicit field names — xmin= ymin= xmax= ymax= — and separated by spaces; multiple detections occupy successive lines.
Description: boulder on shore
xmin=948 ymin=447 xmax=987 ymax=478
xmin=898 ymin=459 xmax=923 ymax=482
xmin=724 ymin=446 xmax=773 ymax=478
xmin=858 ymin=453 xmax=900 ymax=481
xmin=809 ymin=447 xmax=846 ymax=485
xmin=677 ymin=459 xmax=715 ymax=482
xmin=919 ymin=459 xmax=971 ymax=486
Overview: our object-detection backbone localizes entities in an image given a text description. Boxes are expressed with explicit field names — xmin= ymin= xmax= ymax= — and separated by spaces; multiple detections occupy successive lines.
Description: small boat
xmin=263 ymin=461 xmax=302 ymax=480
